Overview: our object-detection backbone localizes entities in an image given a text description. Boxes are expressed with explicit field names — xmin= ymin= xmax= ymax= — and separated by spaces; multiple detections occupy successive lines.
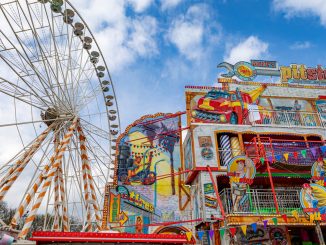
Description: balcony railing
xmin=219 ymin=188 xmax=303 ymax=215
xmin=247 ymin=109 xmax=325 ymax=128
xmin=244 ymin=138 xmax=325 ymax=167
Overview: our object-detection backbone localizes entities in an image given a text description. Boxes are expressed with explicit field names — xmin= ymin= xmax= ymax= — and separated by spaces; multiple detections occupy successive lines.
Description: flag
xmin=260 ymin=157 xmax=265 ymax=165
xmin=272 ymin=217 xmax=278 ymax=225
xmin=268 ymin=156 xmax=273 ymax=163
xmin=263 ymin=220 xmax=268 ymax=229
xmin=321 ymin=145 xmax=326 ymax=154
xmin=283 ymin=153 xmax=289 ymax=161
xmin=185 ymin=232 xmax=192 ymax=241
xmin=220 ymin=228 xmax=225 ymax=239
xmin=208 ymin=230 xmax=214 ymax=239
xmin=293 ymin=152 xmax=298 ymax=159
xmin=251 ymin=223 xmax=257 ymax=232
xmin=292 ymin=210 xmax=299 ymax=220
xmin=282 ymin=214 xmax=288 ymax=223
xmin=301 ymin=150 xmax=307 ymax=158
xmin=229 ymin=227 xmax=237 ymax=237
xmin=241 ymin=225 xmax=247 ymax=236
xmin=275 ymin=155 xmax=282 ymax=162
xmin=197 ymin=231 xmax=204 ymax=240
xmin=311 ymin=147 xmax=317 ymax=157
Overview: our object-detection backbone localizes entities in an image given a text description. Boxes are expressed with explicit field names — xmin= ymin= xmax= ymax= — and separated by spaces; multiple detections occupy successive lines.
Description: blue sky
xmin=76 ymin=0 xmax=326 ymax=129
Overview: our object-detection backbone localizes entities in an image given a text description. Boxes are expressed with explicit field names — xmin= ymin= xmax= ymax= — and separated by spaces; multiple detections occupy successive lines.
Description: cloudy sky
xmin=71 ymin=0 xmax=326 ymax=129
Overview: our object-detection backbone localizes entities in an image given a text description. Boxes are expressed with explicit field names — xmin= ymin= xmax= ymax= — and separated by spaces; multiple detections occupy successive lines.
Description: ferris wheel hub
xmin=41 ymin=108 xmax=74 ymax=127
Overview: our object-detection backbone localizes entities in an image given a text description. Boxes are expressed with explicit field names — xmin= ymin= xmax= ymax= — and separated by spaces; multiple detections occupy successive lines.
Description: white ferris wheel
xmin=0 ymin=0 xmax=119 ymax=239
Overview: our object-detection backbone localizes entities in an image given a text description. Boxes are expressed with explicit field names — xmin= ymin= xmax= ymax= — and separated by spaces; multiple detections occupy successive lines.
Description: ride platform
xmin=29 ymin=231 xmax=194 ymax=244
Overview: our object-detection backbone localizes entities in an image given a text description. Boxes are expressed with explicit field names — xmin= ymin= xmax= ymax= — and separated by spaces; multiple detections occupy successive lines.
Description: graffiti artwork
xmin=300 ymin=183 xmax=326 ymax=214
xmin=227 ymin=156 xmax=256 ymax=212
xmin=189 ymin=85 xmax=270 ymax=124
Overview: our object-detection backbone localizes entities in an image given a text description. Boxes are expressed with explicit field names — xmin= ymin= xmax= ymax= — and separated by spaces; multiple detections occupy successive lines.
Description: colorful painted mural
xmin=227 ymin=156 xmax=256 ymax=212
xmin=316 ymin=98 xmax=326 ymax=126
xmin=108 ymin=113 xmax=186 ymax=233
xmin=300 ymin=183 xmax=326 ymax=215
xmin=184 ymin=135 xmax=193 ymax=170
xmin=115 ymin=113 xmax=181 ymax=195
xmin=189 ymin=85 xmax=270 ymax=124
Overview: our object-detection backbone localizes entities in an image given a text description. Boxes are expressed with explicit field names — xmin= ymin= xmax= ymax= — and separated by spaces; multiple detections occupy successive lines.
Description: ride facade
xmin=183 ymin=60 xmax=326 ymax=244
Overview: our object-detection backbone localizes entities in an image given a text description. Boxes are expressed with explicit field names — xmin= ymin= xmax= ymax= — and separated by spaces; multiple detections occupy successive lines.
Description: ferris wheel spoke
xmin=23 ymin=1 xmax=75 ymax=112
xmin=79 ymin=119 xmax=110 ymax=141
xmin=0 ymin=6 xmax=60 ymax=106
xmin=0 ymin=2 xmax=73 ymax=112
xmin=0 ymin=31 xmax=60 ymax=109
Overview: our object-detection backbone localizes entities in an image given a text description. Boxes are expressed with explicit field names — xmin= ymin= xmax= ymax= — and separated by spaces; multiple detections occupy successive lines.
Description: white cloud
xmin=168 ymin=20 xmax=204 ymax=60
xmin=128 ymin=0 xmax=153 ymax=13
xmin=161 ymin=0 xmax=183 ymax=10
xmin=273 ymin=0 xmax=326 ymax=26
xmin=127 ymin=16 xmax=158 ymax=56
xmin=290 ymin=41 xmax=312 ymax=50
xmin=167 ymin=4 xmax=218 ymax=61
xmin=224 ymin=36 xmax=269 ymax=64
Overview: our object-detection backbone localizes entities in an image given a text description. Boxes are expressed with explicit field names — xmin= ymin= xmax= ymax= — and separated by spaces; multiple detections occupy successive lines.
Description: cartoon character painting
xmin=190 ymin=85 xmax=270 ymax=125
xmin=227 ymin=156 xmax=256 ymax=212
xmin=312 ymin=157 xmax=326 ymax=178
xmin=300 ymin=183 xmax=326 ymax=214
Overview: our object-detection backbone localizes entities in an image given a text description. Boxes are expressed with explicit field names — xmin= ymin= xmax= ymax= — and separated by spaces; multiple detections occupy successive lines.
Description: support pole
xmin=316 ymin=221 xmax=325 ymax=245
xmin=18 ymin=117 xmax=78 ymax=239
xmin=58 ymin=165 xmax=69 ymax=231
xmin=53 ymin=134 xmax=60 ymax=231
xmin=77 ymin=124 xmax=101 ymax=231
xmin=207 ymin=166 xmax=225 ymax=218
xmin=0 ymin=125 xmax=53 ymax=200
xmin=266 ymin=161 xmax=279 ymax=214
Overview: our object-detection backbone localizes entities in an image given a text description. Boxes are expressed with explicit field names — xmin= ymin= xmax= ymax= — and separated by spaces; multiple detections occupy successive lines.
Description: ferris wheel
xmin=0 ymin=0 xmax=119 ymax=239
